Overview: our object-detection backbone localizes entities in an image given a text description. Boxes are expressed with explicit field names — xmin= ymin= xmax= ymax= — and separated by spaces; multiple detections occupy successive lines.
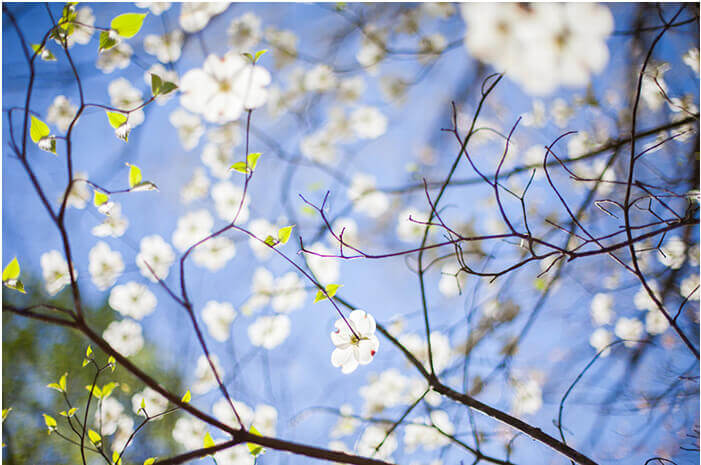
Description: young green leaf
xmin=242 ymin=52 xmax=254 ymax=63
xmin=98 ymin=31 xmax=118 ymax=52
xmin=203 ymin=432 xmax=215 ymax=452
xmin=181 ymin=390 xmax=191 ymax=403
xmin=93 ymin=190 xmax=109 ymax=207
xmin=277 ymin=225 xmax=294 ymax=244
xmin=112 ymin=451 xmax=122 ymax=465
xmin=101 ymin=382 xmax=118 ymax=399
xmin=230 ymin=161 xmax=249 ymax=174
xmin=143 ymin=458 xmax=156 ymax=465
xmin=2 ymin=258 xmax=20 ymax=282
xmin=37 ymin=136 xmax=57 ymax=154
xmin=110 ymin=13 xmax=147 ymax=38
xmin=264 ymin=235 xmax=277 ymax=247
xmin=30 ymin=116 xmax=50 ymax=143
xmin=59 ymin=373 xmax=67 ymax=391
xmin=85 ymin=384 xmax=103 ymax=399
xmin=106 ymin=111 xmax=128 ymax=129
xmin=313 ymin=284 xmax=343 ymax=303
xmin=82 ymin=358 xmax=90 ymax=367
xmin=107 ymin=355 xmax=116 ymax=372
xmin=86 ymin=345 xmax=93 ymax=358
xmin=151 ymin=73 xmax=163 ymax=96
xmin=43 ymin=413 xmax=57 ymax=432
xmin=158 ymin=81 xmax=178 ymax=95
xmin=130 ymin=181 xmax=159 ymax=192
xmin=87 ymin=429 xmax=102 ymax=445
xmin=247 ymin=152 xmax=262 ymax=171
xmin=247 ymin=425 xmax=265 ymax=456
xmin=253 ymin=49 xmax=268 ymax=63
xmin=47 ymin=382 xmax=62 ymax=392
xmin=31 ymin=44 xmax=57 ymax=61
xmin=126 ymin=163 xmax=142 ymax=188
xmin=2 ymin=408 xmax=11 ymax=422
xmin=59 ymin=407 xmax=78 ymax=417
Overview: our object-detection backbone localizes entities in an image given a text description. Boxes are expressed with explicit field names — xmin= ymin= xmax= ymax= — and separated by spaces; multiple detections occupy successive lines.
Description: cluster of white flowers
xmin=460 ymin=3 xmax=613 ymax=95
xmin=248 ymin=314 xmax=291 ymax=349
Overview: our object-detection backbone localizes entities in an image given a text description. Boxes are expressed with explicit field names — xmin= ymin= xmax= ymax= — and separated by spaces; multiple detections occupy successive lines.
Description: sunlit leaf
xmin=110 ymin=13 xmax=147 ymax=38
xmin=203 ymin=432 xmax=215 ymax=452
xmin=277 ymin=225 xmax=294 ymax=244
xmin=93 ymin=190 xmax=109 ymax=207
xmin=87 ymin=429 xmax=101 ymax=445
xmin=30 ymin=116 xmax=50 ymax=143
xmin=314 ymin=284 xmax=342 ymax=303
xmin=181 ymin=390 xmax=191 ymax=403
xmin=247 ymin=426 xmax=265 ymax=456
xmin=106 ymin=111 xmax=128 ymax=129
xmin=98 ymin=31 xmax=118 ymax=52
xmin=127 ymin=163 xmax=142 ymax=188
xmin=2 ymin=258 xmax=20 ymax=281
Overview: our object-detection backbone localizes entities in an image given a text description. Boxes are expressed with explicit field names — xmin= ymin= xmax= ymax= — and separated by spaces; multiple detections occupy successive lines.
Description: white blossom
xmin=211 ymin=181 xmax=249 ymax=223
xmin=192 ymin=236 xmax=236 ymax=271
xmin=331 ymin=310 xmax=379 ymax=374
xmin=88 ymin=242 xmax=124 ymax=291
xmin=41 ymin=250 xmax=75 ymax=296
xmin=589 ymin=328 xmax=613 ymax=356
xmin=103 ymin=319 xmax=144 ymax=357
xmin=248 ymin=315 xmax=291 ymax=349
xmin=202 ymin=301 xmax=237 ymax=342
xmin=193 ymin=354 xmax=224 ymax=394
xmin=172 ymin=210 xmax=213 ymax=252
xmin=169 ymin=108 xmax=204 ymax=150
xmin=347 ymin=174 xmax=389 ymax=218
xmin=144 ymin=29 xmax=184 ymax=63
xmin=179 ymin=3 xmax=229 ymax=33
xmin=350 ymin=106 xmax=387 ymax=139
xmin=132 ymin=387 xmax=168 ymax=418
xmin=108 ymin=281 xmax=157 ymax=320
xmin=136 ymin=235 xmax=175 ymax=282
xmin=590 ymin=293 xmax=614 ymax=326
xmin=47 ymin=96 xmax=78 ymax=133
xmin=614 ymin=317 xmax=644 ymax=347
xmin=228 ymin=13 xmax=262 ymax=52
xmin=97 ymin=42 xmax=133 ymax=74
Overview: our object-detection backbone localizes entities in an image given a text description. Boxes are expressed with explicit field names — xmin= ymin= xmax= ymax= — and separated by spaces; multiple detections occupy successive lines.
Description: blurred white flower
xmin=88 ymin=242 xmax=124 ymax=291
xmin=350 ymin=106 xmax=387 ymax=139
xmin=192 ymin=236 xmax=236 ymax=271
xmin=41 ymin=250 xmax=75 ymax=296
xmin=97 ymin=42 xmax=133 ymax=74
xmin=47 ymin=96 xmax=78 ymax=133
xmin=348 ymin=174 xmax=389 ymax=218
xmin=132 ymin=386 xmax=168 ymax=418
xmin=614 ymin=317 xmax=644 ymax=347
xmin=108 ymin=281 xmax=157 ymax=320
xmin=169 ymin=108 xmax=204 ymax=150
xmin=658 ymin=236 xmax=686 ymax=270
xmin=193 ymin=354 xmax=224 ymax=394
xmin=228 ymin=12 xmax=262 ymax=52
xmin=590 ymin=293 xmax=614 ymax=326
xmin=248 ymin=314 xmax=291 ymax=349
xmin=179 ymin=3 xmax=229 ymax=33
xmin=108 ymin=78 xmax=144 ymax=127
xmin=136 ymin=2 xmax=171 ymax=15
xmin=589 ymin=328 xmax=613 ymax=356
xmin=172 ymin=209 xmax=213 ymax=252
xmin=144 ymin=29 xmax=184 ymax=63
xmin=211 ymin=181 xmax=249 ymax=223
xmin=103 ymin=319 xmax=143 ymax=357
xmin=202 ymin=301 xmax=237 ymax=342
xmin=136 ymin=235 xmax=175 ymax=282
xmin=181 ymin=168 xmax=210 ymax=204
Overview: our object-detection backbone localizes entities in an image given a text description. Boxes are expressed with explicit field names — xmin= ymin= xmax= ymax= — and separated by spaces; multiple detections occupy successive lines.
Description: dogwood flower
xmin=144 ymin=29 xmax=184 ymax=63
xmin=103 ymin=319 xmax=143 ymax=357
xmin=41 ymin=250 xmax=75 ymax=296
xmin=169 ymin=108 xmax=204 ymax=150
xmin=88 ymin=241 xmax=124 ymax=291
xmin=180 ymin=52 xmax=271 ymax=123
xmin=136 ymin=235 xmax=175 ymax=282
xmin=47 ymin=96 xmax=78 ymax=133
xmin=331 ymin=310 xmax=379 ymax=374
xmin=108 ymin=281 xmax=157 ymax=320
xmin=248 ymin=315 xmax=291 ymax=349
xmin=202 ymin=301 xmax=237 ymax=342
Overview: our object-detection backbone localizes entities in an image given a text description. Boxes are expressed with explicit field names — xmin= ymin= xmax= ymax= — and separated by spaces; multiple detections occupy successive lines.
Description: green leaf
xmin=127 ymin=163 xmax=142 ymax=188
xmin=314 ymin=284 xmax=343 ymax=303
xmin=2 ymin=408 xmax=11 ymax=422
xmin=43 ymin=413 xmax=57 ymax=431
xmin=203 ymin=432 xmax=215 ymax=452
xmin=30 ymin=116 xmax=50 ymax=143
xmin=106 ymin=111 xmax=128 ymax=129
xmin=98 ymin=31 xmax=118 ymax=52
xmin=112 ymin=451 xmax=122 ymax=465
xmin=247 ymin=152 xmax=262 ymax=171
xmin=2 ymin=258 xmax=20 ymax=281
xmin=93 ymin=190 xmax=109 ymax=207
xmin=229 ymin=162 xmax=249 ymax=174
xmin=143 ymin=458 xmax=156 ymax=465
xmin=88 ymin=429 xmax=102 ymax=445
xmin=264 ymin=235 xmax=277 ymax=247
xmin=277 ymin=225 xmax=294 ymax=244
xmin=86 ymin=345 xmax=93 ymax=357
xmin=82 ymin=358 xmax=90 ymax=367
xmin=151 ymin=73 xmax=163 ymax=96
xmin=158 ymin=81 xmax=178 ymax=95
xmin=107 ymin=356 xmax=116 ymax=372
xmin=59 ymin=373 xmax=67 ymax=391
xmin=253 ymin=49 xmax=268 ymax=63
xmin=101 ymin=382 xmax=118 ymax=399
xmin=140 ymin=398 xmax=146 ymax=410
xmin=85 ymin=384 xmax=103 ymax=399
xmin=242 ymin=52 xmax=254 ymax=63
xmin=247 ymin=426 xmax=265 ymax=456
xmin=47 ymin=383 xmax=62 ymax=392
xmin=110 ymin=13 xmax=147 ymax=38
xmin=37 ymin=136 xmax=57 ymax=154
xmin=59 ymin=407 xmax=78 ymax=417
xmin=181 ymin=390 xmax=191 ymax=403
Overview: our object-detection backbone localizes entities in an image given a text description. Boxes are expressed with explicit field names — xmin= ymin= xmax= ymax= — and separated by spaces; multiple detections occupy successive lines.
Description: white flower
xmin=589 ymin=328 xmax=613 ymax=356
xmin=305 ymin=64 xmax=337 ymax=92
xmin=59 ymin=171 xmax=90 ymax=209
xmin=241 ymin=267 xmax=275 ymax=315
xmin=396 ymin=207 xmax=429 ymax=243
xmin=683 ymin=48 xmax=700 ymax=75
xmin=213 ymin=398 xmax=253 ymax=428
xmin=350 ymin=106 xmax=387 ymax=139
xmin=211 ymin=181 xmax=249 ymax=223
xmin=136 ymin=235 xmax=175 ymax=282
xmin=356 ymin=25 xmax=387 ymax=73
xmin=331 ymin=310 xmax=379 ymax=374
xmin=634 ymin=281 xmax=661 ymax=312
xmin=404 ymin=410 xmax=453 ymax=452
xmin=438 ymin=262 xmax=466 ymax=298
xmin=379 ymin=75 xmax=408 ymax=105
xmin=356 ymin=425 xmax=396 ymax=461
xmin=193 ymin=354 xmax=224 ymax=394
xmin=108 ymin=78 xmax=144 ymax=127
xmin=91 ymin=202 xmax=128 ymax=238
xmin=173 ymin=416 xmax=207 ymax=450
xmin=181 ymin=168 xmax=210 ymax=204
xmin=201 ymin=143 xmax=234 ymax=178
xmin=94 ymin=397 xmax=124 ymax=436
xmin=180 ymin=52 xmax=271 ymax=123
xmin=202 ymin=301 xmax=237 ymax=342
xmin=136 ymin=2 xmax=171 ymax=15
xmin=103 ymin=319 xmax=144 ymax=357
xmin=590 ymin=293 xmax=614 ymax=326
xmin=265 ymin=26 xmax=298 ymax=69
xmin=347 ymin=174 xmax=389 ymax=218
xmin=88 ymin=242 xmax=124 ymax=291
xmin=421 ymin=3 xmax=455 ymax=19
xmin=248 ymin=218 xmax=276 ymax=260
xmin=179 ymin=3 xmax=229 ymax=33
xmin=331 ymin=404 xmax=359 ymax=438
xmin=215 ymin=444 xmax=256 ymax=465
xmin=193 ymin=236 xmax=236 ymax=271
xmin=305 ymin=242 xmax=340 ymax=284
xmin=337 ymin=76 xmax=365 ymax=102
xmin=208 ymin=122 xmax=241 ymax=149
xmin=248 ymin=315 xmax=291 ymax=349
xmin=680 ymin=274 xmax=700 ymax=301
xmin=551 ymin=98 xmax=574 ymax=127
xmin=614 ymin=317 xmax=644 ymax=347
xmin=511 ymin=375 xmax=543 ymax=415
xmin=227 ymin=12 xmax=262 ymax=52
xmin=41 ymin=250 xmax=75 ymax=296
xmin=272 ymin=272 xmax=306 ymax=313
xmin=399 ymin=332 xmax=452 ymax=373
xmin=108 ymin=281 xmax=157 ymax=320
xmin=172 ymin=210 xmax=213 ymax=252
xmin=47 ymin=96 xmax=78 ymax=133
xmin=144 ymin=29 xmax=184 ymax=63
xmin=97 ymin=42 xmax=133 ymax=74
xmin=330 ymin=217 xmax=359 ymax=247
xmin=169 ymin=108 xmax=204 ymax=150
xmin=132 ymin=387 xmax=169 ymax=418
xmin=110 ymin=416 xmax=134 ymax=453
xmin=658 ymin=236 xmax=686 ymax=270
xmin=360 ymin=369 xmax=408 ymax=414
xmin=521 ymin=99 xmax=547 ymax=128
xmin=645 ymin=310 xmax=669 ymax=336
xmin=300 ymin=130 xmax=338 ymax=164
